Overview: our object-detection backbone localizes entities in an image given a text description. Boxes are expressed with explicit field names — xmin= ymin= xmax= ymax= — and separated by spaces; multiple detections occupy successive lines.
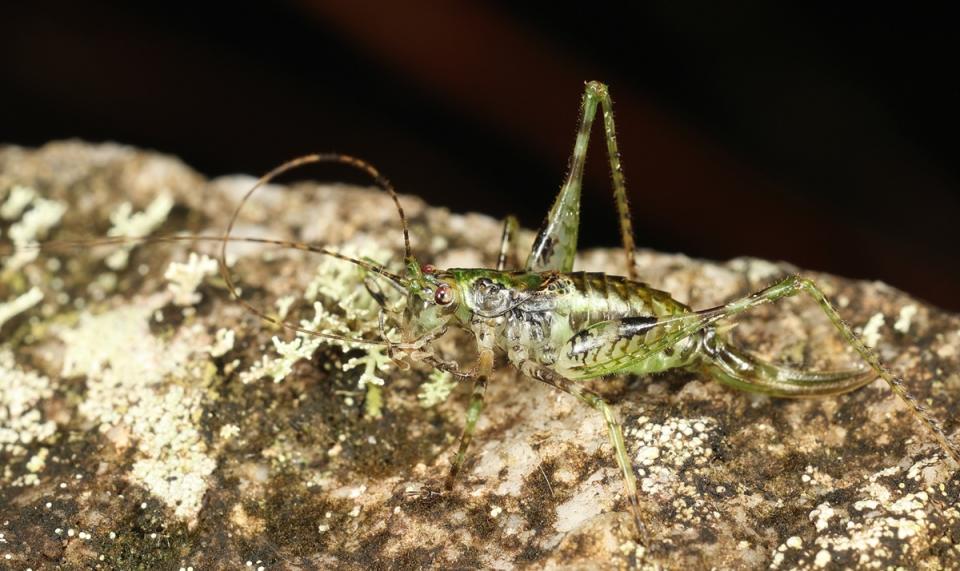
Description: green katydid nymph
xmin=12 ymin=82 xmax=958 ymax=549
xmin=211 ymin=81 xmax=960 ymax=544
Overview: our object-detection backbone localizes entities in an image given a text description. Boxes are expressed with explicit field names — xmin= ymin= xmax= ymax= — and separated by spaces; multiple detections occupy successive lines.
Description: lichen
xmin=0 ymin=287 xmax=43 ymax=330
xmin=2 ymin=189 xmax=66 ymax=272
xmin=58 ymin=299 xmax=216 ymax=525
xmin=0 ymin=349 xmax=57 ymax=471
xmin=164 ymin=252 xmax=218 ymax=306
xmin=240 ymin=236 xmax=399 ymax=417
xmin=894 ymin=304 xmax=918 ymax=334
xmin=861 ymin=312 xmax=885 ymax=347
xmin=0 ymin=185 xmax=37 ymax=220
xmin=104 ymin=193 xmax=174 ymax=270
xmin=208 ymin=327 xmax=235 ymax=358
xmin=418 ymin=370 xmax=457 ymax=408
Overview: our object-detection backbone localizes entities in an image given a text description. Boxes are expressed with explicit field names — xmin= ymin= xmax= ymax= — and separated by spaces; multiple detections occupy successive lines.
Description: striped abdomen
xmin=561 ymin=272 xmax=689 ymax=331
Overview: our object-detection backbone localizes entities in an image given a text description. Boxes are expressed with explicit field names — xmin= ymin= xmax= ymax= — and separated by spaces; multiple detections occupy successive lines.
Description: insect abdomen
xmin=564 ymin=272 xmax=688 ymax=329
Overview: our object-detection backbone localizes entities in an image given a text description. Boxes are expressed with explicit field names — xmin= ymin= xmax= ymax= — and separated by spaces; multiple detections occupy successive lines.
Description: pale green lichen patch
xmin=418 ymin=370 xmax=457 ymax=408
xmin=894 ymin=304 xmax=918 ymax=334
xmin=0 ymin=185 xmax=37 ymax=220
xmin=58 ymin=299 xmax=217 ymax=524
xmin=239 ymin=235 xmax=399 ymax=416
xmin=209 ymin=327 xmax=235 ymax=358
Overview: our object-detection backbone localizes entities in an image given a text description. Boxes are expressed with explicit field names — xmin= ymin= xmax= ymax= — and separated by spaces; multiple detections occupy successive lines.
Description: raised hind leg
xmin=526 ymin=81 xmax=639 ymax=279
xmin=497 ymin=215 xmax=519 ymax=271
xmin=519 ymin=360 xmax=648 ymax=542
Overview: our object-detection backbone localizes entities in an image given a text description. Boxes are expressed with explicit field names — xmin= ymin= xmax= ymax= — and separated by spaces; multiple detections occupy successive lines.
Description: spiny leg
xmin=497 ymin=215 xmax=519 ymax=271
xmin=520 ymin=360 xmax=648 ymax=542
xmin=445 ymin=375 xmax=489 ymax=488
xmin=526 ymin=81 xmax=639 ymax=279
xmin=569 ymin=275 xmax=960 ymax=465
xmin=445 ymin=348 xmax=495 ymax=489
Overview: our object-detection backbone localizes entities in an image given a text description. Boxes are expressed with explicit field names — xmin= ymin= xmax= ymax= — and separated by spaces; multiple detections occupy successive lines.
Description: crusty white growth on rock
xmin=628 ymin=415 xmax=722 ymax=530
xmin=105 ymin=193 xmax=174 ymax=270
xmin=164 ymin=252 xmax=218 ymax=306
xmin=0 ymin=287 xmax=43 ymax=330
xmin=0 ymin=349 xmax=57 ymax=466
xmin=771 ymin=457 xmax=951 ymax=570
xmin=128 ymin=385 xmax=217 ymax=521
xmin=58 ymin=300 xmax=216 ymax=524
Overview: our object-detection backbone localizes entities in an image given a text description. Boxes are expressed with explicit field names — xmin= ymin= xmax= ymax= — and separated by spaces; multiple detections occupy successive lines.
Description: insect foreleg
xmin=519 ymin=360 xmax=647 ymax=543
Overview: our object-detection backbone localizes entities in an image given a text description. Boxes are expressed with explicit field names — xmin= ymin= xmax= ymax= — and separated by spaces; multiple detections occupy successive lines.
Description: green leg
xmin=520 ymin=360 xmax=648 ymax=542
xmin=497 ymin=215 xmax=519 ymax=271
xmin=445 ymin=348 xmax=495 ymax=489
xmin=445 ymin=375 xmax=488 ymax=489
xmin=526 ymin=81 xmax=639 ymax=279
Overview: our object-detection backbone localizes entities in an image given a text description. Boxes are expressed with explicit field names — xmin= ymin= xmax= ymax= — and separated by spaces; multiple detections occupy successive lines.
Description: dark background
xmin=3 ymin=2 xmax=958 ymax=309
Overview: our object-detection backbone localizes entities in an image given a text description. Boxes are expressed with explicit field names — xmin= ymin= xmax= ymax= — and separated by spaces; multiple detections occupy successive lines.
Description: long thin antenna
xmin=217 ymin=153 xmax=413 ymax=344
xmin=6 ymin=233 xmax=405 ymax=347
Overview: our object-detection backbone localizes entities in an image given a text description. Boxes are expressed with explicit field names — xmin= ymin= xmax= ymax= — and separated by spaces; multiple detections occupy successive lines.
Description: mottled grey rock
xmin=1 ymin=141 xmax=959 ymax=570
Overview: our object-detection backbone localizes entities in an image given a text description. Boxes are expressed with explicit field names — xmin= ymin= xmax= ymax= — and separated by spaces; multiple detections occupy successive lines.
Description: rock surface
xmin=1 ymin=141 xmax=959 ymax=570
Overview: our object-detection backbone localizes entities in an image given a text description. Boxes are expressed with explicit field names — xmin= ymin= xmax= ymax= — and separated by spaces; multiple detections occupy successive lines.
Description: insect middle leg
xmin=519 ymin=360 xmax=648 ymax=542
xmin=444 ymin=347 xmax=495 ymax=489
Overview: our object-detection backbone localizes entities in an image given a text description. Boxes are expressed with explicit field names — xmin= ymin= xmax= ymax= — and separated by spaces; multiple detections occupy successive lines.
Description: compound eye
xmin=434 ymin=283 xmax=454 ymax=305
xmin=421 ymin=263 xmax=436 ymax=275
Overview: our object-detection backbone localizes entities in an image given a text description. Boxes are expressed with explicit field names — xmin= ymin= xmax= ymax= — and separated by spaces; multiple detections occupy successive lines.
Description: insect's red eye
xmin=421 ymin=264 xmax=436 ymax=274
xmin=434 ymin=283 xmax=454 ymax=305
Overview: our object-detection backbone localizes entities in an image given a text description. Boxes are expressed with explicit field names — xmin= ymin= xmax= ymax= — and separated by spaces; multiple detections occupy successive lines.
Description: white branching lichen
xmin=0 ymin=185 xmax=37 ymax=220
xmin=164 ymin=252 xmax=218 ymax=306
xmin=0 ymin=287 xmax=43 ymax=330
xmin=893 ymin=304 xmax=918 ymax=334
xmin=105 ymin=193 xmax=174 ymax=270
xmin=208 ymin=328 xmax=235 ymax=358
xmin=3 ymin=191 xmax=67 ymax=272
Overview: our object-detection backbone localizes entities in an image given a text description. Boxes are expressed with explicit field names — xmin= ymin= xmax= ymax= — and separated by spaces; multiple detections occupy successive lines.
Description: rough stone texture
xmin=1 ymin=141 xmax=959 ymax=570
